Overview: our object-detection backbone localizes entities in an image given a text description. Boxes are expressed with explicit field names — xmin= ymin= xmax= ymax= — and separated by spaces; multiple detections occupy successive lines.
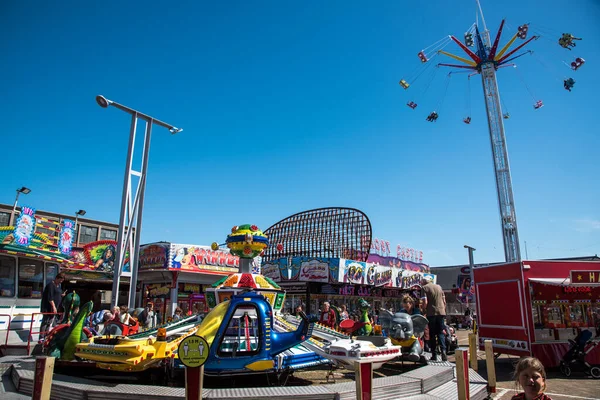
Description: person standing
xmin=421 ymin=275 xmax=447 ymax=361
xmin=318 ymin=302 xmax=336 ymax=329
xmin=40 ymin=273 xmax=66 ymax=340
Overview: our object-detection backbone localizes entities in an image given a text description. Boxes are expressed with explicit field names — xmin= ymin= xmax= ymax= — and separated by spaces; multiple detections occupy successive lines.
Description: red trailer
xmin=474 ymin=260 xmax=600 ymax=368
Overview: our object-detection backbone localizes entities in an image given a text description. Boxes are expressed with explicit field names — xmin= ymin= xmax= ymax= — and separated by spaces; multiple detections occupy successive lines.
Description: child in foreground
xmin=511 ymin=357 xmax=553 ymax=400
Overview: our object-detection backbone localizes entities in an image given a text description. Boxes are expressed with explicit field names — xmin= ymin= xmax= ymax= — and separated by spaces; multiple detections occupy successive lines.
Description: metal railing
xmin=0 ymin=314 xmax=12 ymax=350
xmin=26 ymin=312 xmax=61 ymax=354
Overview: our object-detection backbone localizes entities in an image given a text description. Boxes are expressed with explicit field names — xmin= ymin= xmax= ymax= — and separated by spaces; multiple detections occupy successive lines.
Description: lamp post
xmin=74 ymin=210 xmax=86 ymax=247
xmin=464 ymin=245 xmax=476 ymax=309
xmin=96 ymin=95 xmax=181 ymax=309
xmin=10 ymin=186 xmax=31 ymax=226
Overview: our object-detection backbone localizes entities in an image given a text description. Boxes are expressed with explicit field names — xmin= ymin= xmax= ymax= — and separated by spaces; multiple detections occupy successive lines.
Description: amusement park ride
xmin=399 ymin=0 xmax=586 ymax=262
xmin=40 ymin=223 xmax=437 ymax=382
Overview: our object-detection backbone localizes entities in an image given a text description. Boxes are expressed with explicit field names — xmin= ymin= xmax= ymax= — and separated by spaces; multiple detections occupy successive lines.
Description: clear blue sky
xmin=1 ymin=0 xmax=598 ymax=267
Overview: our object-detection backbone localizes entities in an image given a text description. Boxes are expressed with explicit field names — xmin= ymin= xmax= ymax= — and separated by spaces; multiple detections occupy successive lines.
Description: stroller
xmin=559 ymin=329 xmax=600 ymax=379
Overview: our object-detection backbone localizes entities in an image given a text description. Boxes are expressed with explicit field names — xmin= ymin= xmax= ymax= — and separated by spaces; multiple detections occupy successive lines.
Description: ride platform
xmin=1 ymin=355 xmax=489 ymax=400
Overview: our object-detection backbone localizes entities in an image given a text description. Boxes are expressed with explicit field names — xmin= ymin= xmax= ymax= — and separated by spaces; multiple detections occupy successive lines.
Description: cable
xmin=531 ymin=51 xmax=565 ymax=83
xmin=513 ymin=65 xmax=537 ymax=101
xmin=465 ymin=76 xmax=471 ymax=116
xmin=436 ymin=73 xmax=452 ymax=111
xmin=423 ymin=36 xmax=452 ymax=53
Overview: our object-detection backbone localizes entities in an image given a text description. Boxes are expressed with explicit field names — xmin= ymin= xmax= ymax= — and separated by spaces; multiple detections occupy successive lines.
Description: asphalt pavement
xmin=453 ymin=329 xmax=600 ymax=400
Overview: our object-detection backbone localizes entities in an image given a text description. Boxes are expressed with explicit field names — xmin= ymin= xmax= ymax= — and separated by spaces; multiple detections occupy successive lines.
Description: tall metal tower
xmin=411 ymin=2 xmax=541 ymax=262
xmin=474 ymin=4 xmax=522 ymax=263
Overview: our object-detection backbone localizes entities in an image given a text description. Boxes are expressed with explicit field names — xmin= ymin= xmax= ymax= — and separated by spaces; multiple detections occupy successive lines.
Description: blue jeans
xmin=427 ymin=315 xmax=446 ymax=355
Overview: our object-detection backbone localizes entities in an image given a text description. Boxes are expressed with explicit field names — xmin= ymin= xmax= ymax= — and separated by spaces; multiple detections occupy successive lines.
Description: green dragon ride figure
xmin=44 ymin=291 xmax=94 ymax=361
xmin=357 ymin=298 xmax=373 ymax=336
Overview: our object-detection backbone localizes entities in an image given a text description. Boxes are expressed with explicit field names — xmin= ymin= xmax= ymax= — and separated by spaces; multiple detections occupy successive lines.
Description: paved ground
xmin=452 ymin=329 xmax=600 ymax=400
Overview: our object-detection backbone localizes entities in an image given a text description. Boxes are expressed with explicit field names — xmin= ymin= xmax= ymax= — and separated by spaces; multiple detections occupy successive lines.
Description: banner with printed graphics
xmin=139 ymin=242 xmax=170 ymax=270
xmin=294 ymin=257 xmax=331 ymax=283
xmin=261 ymin=259 xmax=283 ymax=281
xmin=365 ymin=263 xmax=394 ymax=287
xmin=339 ymin=259 xmax=366 ymax=284
xmin=394 ymin=270 xmax=437 ymax=289
xmin=58 ymin=219 xmax=75 ymax=255
xmin=13 ymin=206 xmax=36 ymax=246
xmin=367 ymin=253 xmax=430 ymax=273
xmin=169 ymin=243 xmax=239 ymax=273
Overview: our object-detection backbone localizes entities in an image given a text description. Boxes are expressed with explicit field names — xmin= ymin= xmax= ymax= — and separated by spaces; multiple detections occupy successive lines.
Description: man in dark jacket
xmin=40 ymin=273 xmax=65 ymax=340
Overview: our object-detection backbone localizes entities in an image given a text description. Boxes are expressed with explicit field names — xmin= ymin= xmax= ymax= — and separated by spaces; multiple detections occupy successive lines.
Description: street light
xmin=464 ymin=245 xmax=476 ymax=317
xmin=10 ymin=186 xmax=31 ymax=226
xmin=74 ymin=210 xmax=86 ymax=247
xmin=96 ymin=95 xmax=181 ymax=309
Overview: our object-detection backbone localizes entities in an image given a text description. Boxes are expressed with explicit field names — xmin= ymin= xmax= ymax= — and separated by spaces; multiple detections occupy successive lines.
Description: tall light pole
xmin=74 ymin=209 xmax=86 ymax=247
xmin=96 ymin=95 xmax=182 ymax=309
xmin=464 ymin=245 xmax=476 ymax=309
xmin=10 ymin=186 xmax=31 ymax=226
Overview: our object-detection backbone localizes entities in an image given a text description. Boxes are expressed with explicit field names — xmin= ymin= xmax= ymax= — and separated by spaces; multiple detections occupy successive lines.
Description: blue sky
xmin=1 ymin=0 xmax=598 ymax=267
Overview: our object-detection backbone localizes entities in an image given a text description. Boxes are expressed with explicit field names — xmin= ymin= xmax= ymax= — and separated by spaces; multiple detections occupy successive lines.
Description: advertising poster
xmin=139 ymin=243 xmax=170 ymax=270
xmin=340 ymin=259 xmax=366 ymax=284
xmin=457 ymin=274 xmax=475 ymax=303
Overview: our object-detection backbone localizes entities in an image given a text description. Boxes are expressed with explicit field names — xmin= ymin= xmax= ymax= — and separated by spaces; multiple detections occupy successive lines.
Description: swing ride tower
xmin=455 ymin=14 xmax=531 ymax=262
xmin=477 ymin=34 xmax=522 ymax=263
xmin=412 ymin=2 xmax=544 ymax=262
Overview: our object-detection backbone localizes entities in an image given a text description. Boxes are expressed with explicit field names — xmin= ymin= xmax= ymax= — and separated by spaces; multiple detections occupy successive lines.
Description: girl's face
xmin=519 ymin=367 xmax=545 ymax=399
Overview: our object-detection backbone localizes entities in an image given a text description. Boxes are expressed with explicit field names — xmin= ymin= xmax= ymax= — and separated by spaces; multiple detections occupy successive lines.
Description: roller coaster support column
xmin=480 ymin=62 xmax=521 ymax=262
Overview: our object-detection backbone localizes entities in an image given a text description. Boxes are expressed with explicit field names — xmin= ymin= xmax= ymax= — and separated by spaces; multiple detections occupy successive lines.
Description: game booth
xmin=474 ymin=260 xmax=600 ymax=368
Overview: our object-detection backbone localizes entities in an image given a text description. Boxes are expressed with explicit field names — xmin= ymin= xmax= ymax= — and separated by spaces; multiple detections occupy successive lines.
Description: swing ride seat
xmin=571 ymin=58 xmax=585 ymax=71
xmin=533 ymin=100 xmax=544 ymax=110
xmin=399 ymin=79 xmax=410 ymax=89
xmin=417 ymin=51 xmax=428 ymax=63
xmin=407 ymin=101 xmax=417 ymax=109
xmin=463 ymin=117 xmax=471 ymax=124
xmin=517 ymin=25 xmax=529 ymax=39
xmin=564 ymin=78 xmax=575 ymax=91
xmin=503 ymin=113 xmax=510 ymax=119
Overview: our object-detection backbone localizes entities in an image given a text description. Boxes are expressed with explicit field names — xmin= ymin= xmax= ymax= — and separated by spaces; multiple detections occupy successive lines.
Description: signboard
xmin=294 ymin=257 xmax=331 ymax=283
xmin=139 ymin=243 xmax=169 ymax=270
xmin=341 ymin=260 xmax=366 ymax=284
xmin=261 ymin=261 xmax=282 ymax=281
xmin=365 ymin=264 xmax=393 ymax=287
xmin=177 ymin=335 xmax=209 ymax=368
xmin=369 ymin=237 xmax=424 ymax=263
xmin=570 ymin=270 xmax=600 ymax=285
xmin=170 ymin=244 xmax=239 ymax=272
xmin=367 ymin=253 xmax=430 ymax=273
xmin=13 ymin=206 xmax=36 ymax=246
xmin=58 ymin=219 xmax=75 ymax=255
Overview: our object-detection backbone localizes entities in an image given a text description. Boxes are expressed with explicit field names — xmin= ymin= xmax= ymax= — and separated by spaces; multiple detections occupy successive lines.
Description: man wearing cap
xmin=421 ymin=275 xmax=447 ymax=361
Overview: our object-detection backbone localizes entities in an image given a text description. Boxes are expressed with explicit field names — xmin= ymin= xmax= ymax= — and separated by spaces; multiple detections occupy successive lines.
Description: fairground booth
xmin=261 ymin=256 xmax=434 ymax=315
xmin=474 ymin=260 xmax=600 ymax=368
xmin=0 ymin=206 xmax=130 ymax=330
xmin=137 ymin=242 xmax=260 ymax=324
